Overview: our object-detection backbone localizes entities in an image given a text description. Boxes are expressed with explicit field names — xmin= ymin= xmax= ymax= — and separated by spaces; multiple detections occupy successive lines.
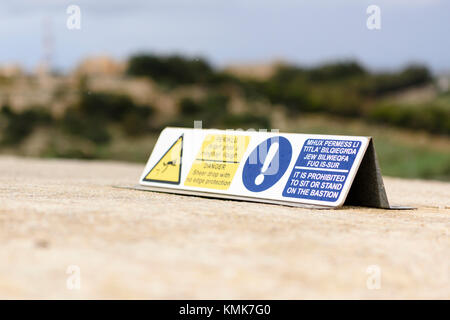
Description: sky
xmin=1 ymin=0 xmax=449 ymax=73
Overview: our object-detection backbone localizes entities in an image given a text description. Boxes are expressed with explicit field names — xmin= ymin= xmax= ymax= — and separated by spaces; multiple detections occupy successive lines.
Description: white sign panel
xmin=135 ymin=127 xmax=391 ymax=209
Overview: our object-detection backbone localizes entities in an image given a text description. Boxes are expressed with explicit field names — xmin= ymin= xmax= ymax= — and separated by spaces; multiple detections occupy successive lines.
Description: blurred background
xmin=0 ymin=0 xmax=449 ymax=180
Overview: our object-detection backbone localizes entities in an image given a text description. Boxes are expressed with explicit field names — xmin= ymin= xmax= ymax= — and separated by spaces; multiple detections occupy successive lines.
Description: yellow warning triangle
xmin=144 ymin=135 xmax=183 ymax=184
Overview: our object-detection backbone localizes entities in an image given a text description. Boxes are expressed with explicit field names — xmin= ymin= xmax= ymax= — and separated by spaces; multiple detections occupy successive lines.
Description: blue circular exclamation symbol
xmin=242 ymin=136 xmax=292 ymax=192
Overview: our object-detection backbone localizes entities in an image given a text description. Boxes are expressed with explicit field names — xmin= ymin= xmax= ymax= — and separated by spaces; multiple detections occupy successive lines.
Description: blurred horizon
xmin=1 ymin=0 xmax=449 ymax=73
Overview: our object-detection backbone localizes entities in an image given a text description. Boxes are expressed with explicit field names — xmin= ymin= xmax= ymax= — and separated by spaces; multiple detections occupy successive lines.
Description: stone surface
xmin=0 ymin=156 xmax=448 ymax=299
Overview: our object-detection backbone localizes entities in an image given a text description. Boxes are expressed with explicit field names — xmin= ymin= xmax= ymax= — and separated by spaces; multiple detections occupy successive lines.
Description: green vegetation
xmin=244 ymin=62 xmax=448 ymax=133
xmin=176 ymin=94 xmax=271 ymax=129
xmin=374 ymin=138 xmax=450 ymax=180
xmin=61 ymin=92 xmax=155 ymax=143
xmin=127 ymin=54 xmax=215 ymax=87
xmin=0 ymin=106 xmax=52 ymax=145
xmin=127 ymin=56 xmax=448 ymax=134
xmin=359 ymin=65 xmax=431 ymax=96
xmin=369 ymin=102 xmax=449 ymax=134
xmin=0 ymin=92 xmax=155 ymax=158
xmin=0 ymin=54 xmax=449 ymax=181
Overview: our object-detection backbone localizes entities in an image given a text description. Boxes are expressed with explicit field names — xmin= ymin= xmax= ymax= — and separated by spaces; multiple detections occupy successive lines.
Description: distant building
xmin=0 ymin=63 xmax=23 ymax=78
xmin=224 ymin=61 xmax=283 ymax=80
xmin=436 ymin=74 xmax=450 ymax=92
xmin=74 ymin=56 xmax=125 ymax=77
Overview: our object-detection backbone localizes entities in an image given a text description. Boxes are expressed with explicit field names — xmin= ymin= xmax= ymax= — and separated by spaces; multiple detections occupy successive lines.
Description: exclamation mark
xmin=254 ymin=142 xmax=279 ymax=186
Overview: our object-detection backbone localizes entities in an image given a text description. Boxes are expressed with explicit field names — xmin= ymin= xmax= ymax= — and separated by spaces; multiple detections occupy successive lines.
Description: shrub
xmin=369 ymin=103 xmax=450 ymax=135
xmin=360 ymin=65 xmax=431 ymax=96
xmin=1 ymin=106 xmax=52 ymax=145
xmin=262 ymin=77 xmax=312 ymax=113
xmin=67 ymin=92 xmax=154 ymax=140
xmin=177 ymin=94 xmax=230 ymax=125
xmin=221 ymin=113 xmax=271 ymax=129
xmin=179 ymin=98 xmax=203 ymax=115
xmin=127 ymin=54 xmax=214 ymax=86
xmin=307 ymin=61 xmax=367 ymax=82
xmin=78 ymin=92 xmax=152 ymax=122
xmin=61 ymin=109 xmax=111 ymax=144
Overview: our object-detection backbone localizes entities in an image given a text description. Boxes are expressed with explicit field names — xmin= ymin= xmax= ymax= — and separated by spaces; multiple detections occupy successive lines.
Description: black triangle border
xmin=143 ymin=134 xmax=184 ymax=185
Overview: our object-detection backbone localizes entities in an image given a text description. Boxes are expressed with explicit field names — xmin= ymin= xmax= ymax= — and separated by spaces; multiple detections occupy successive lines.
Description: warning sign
xmin=184 ymin=134 xmax=249 ymax=190
xmin=282 ymin=139 xmax=361 ymax=202
xmin=137 ymin=128 xmax=396 ymax=209
xmin=143 ymin=135 xmax=183 ymax=184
